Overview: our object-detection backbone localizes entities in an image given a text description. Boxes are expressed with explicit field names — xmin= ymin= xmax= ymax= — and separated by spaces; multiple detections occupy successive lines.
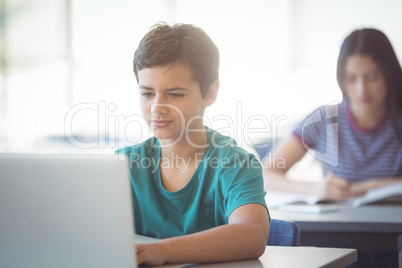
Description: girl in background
xmin=263 ymin=28 xmax=402 ymax=268
xmin=264 ymin=28 xmax=402 ymax=201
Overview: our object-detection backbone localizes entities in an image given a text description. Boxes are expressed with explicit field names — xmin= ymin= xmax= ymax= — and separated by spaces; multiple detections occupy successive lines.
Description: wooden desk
xmin=270 ymin=204 xmax=402 ymax=267
xmin=137 ymin=236 xmax=357 ymax=267
xmin=193 ymin=246 xmax=356 ymax=268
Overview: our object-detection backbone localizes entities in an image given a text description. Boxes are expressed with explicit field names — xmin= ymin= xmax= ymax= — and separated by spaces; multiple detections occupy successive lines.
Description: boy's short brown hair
xmin=133 ymin=22 xmax=219 ymax=98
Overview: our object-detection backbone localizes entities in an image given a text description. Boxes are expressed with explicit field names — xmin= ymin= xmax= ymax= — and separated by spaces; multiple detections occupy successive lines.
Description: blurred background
xmin=0 ymin=0 xmax=401 ymax=156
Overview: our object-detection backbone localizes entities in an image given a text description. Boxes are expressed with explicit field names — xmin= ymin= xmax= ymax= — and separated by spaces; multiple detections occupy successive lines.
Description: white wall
xmin=1 ymin=0 xmax=402 ymax=154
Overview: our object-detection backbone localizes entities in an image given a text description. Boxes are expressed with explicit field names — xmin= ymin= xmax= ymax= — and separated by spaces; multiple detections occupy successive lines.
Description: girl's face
xmin=343 ymin=55 xmax=388 ymax=115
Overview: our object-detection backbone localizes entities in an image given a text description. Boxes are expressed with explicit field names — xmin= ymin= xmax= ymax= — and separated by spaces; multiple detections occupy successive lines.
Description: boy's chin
xmin=153 ymin=132 xmax=182 ymax=143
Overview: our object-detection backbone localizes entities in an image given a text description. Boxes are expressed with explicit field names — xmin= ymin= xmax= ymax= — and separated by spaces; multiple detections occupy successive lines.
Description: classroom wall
xmin=1 ymin=0 xmax=401 ymax=154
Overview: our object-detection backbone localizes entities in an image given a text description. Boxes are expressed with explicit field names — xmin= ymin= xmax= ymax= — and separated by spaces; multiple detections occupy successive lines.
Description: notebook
xmin=352 ymin=181 xmax=402 ymax=207
xmin=0 ymin=154 xmax=137 ymax=268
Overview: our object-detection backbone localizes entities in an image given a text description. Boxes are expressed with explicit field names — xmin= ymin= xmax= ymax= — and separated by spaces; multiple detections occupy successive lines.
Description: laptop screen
xmin=0 ymin=154 xmax=137 ymax=268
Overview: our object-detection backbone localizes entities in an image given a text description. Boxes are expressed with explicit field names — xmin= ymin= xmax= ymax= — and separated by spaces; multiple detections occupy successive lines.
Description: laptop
xmin=0 ymin=154 xmax=137 ymax=268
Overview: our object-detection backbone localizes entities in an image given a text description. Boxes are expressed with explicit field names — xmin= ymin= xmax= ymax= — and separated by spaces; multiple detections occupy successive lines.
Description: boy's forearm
xmin=156 ymin=223 xmax=267 ymax=264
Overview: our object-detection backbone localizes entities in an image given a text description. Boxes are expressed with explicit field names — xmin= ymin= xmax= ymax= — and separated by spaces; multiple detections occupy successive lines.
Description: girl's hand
xmin=350 ymin=180 xmax=374 ymax=196
xmin=350 ymin=178 xmax=402 ymax=197
xmin=315 ymin=173 xmax=354 ymax=200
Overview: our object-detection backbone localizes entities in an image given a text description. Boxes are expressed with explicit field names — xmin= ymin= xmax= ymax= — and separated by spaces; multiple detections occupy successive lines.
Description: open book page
xmin=265 ymin=190 xmax=332 ymax=208
xmin=265 ymin=191 xmax=343 ymax=214
xmin=266 ymin=182 xmax=402 ymax=211
xmin=352 ymin=181 xmax=402 ymax=207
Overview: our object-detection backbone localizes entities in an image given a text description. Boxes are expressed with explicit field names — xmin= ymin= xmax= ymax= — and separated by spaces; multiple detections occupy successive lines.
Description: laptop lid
xmin=0 ymin=154 xmax=136 ymax=268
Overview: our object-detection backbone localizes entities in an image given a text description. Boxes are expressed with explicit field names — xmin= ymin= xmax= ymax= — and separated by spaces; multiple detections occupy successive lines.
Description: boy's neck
xmin=160 ymin=130 xmax=208 ymax=160
xmin=158 ymin=130 xmax=208 ymax=192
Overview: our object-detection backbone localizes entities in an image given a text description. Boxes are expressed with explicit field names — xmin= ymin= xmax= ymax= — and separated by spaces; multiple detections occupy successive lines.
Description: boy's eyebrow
xmin=139 ymin=85 xmax=153 ymax=90
xmin=139 ymin=85 xmax=190 ymax=91
xmin=166 ymin=87 xmax=189 ymax=91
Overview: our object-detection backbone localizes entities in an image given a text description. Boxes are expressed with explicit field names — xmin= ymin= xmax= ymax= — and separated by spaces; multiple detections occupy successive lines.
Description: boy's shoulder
xmin=207 ymin=128 xmax=256 ymax=161
xmin=205 ymin=129 xmax=262 ymax=176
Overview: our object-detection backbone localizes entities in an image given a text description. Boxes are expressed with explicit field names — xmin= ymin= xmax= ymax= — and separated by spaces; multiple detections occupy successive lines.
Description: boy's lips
xmin=151 ymin=120 xmax=172 ymax=128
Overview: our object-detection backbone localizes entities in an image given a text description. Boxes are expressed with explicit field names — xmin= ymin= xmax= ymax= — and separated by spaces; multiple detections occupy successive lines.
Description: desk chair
xmin=267 ymin=219 xmax=300 ymax=246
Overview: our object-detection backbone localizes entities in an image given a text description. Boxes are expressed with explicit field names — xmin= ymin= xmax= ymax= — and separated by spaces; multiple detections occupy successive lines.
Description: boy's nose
xmin=151 ymin=103 xmax=169 ymax=115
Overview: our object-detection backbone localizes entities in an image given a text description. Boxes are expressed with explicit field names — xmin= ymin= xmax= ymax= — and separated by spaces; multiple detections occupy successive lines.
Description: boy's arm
xmin=136 ymin=203 xmax=270 ymax=266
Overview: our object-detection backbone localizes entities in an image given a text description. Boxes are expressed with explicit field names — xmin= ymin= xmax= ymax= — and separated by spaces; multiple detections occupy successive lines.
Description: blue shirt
xmin=116 ymin=128 xmax=267 ymax=239
xmin=293 ymin=100 xmax=402 ymax=182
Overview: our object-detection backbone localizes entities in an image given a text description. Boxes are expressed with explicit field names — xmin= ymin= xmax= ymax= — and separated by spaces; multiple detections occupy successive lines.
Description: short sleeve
xmin=220 ymin=154 xmax=268 ymax=219
xmin=293 ymin=106 xmax=328 ymax=150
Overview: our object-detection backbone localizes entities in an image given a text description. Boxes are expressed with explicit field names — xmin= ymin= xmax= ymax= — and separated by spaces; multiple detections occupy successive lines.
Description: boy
xmin=117 ymin=22 xmax=269 ymax=266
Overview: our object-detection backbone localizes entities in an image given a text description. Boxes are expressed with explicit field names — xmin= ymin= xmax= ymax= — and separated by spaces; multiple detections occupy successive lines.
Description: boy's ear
xmin=203 ymin=80 xmax=219 ymax=107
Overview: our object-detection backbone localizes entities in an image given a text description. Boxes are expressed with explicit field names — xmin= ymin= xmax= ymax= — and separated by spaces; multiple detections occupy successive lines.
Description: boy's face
xmin=138 ymin=62 xmax=213 ymax=144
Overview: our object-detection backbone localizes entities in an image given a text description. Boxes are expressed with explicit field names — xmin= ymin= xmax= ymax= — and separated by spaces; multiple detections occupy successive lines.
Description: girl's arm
xmin=263 ymin=134 xmax=354 ymax=199
xmin=350 ymin=177 xmax=402 ymax=196
xmin=263 ymin=134 xmax=315 ymax=194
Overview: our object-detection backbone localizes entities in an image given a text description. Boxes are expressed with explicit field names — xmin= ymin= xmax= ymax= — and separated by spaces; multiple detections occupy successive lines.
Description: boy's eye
xmin=141 ymin=92 xmax=154 ymax=97
xmin=169 ymin=93 xmax=184 ymax=98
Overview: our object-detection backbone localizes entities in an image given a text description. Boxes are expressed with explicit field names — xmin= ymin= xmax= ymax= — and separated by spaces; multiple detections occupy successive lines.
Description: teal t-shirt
xmin=116 ymin=128 xmax=268 ymax=239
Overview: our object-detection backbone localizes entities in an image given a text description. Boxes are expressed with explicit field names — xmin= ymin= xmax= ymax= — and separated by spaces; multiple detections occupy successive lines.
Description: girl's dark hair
xmin=133 ymin=22 xmax=219 ymax=98
xmin=336 ymin=28 xmax=402 ymax=140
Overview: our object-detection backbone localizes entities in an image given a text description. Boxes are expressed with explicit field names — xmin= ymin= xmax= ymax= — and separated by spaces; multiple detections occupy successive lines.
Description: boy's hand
xmin=136 ymin=243 xmax=167 ymax=266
